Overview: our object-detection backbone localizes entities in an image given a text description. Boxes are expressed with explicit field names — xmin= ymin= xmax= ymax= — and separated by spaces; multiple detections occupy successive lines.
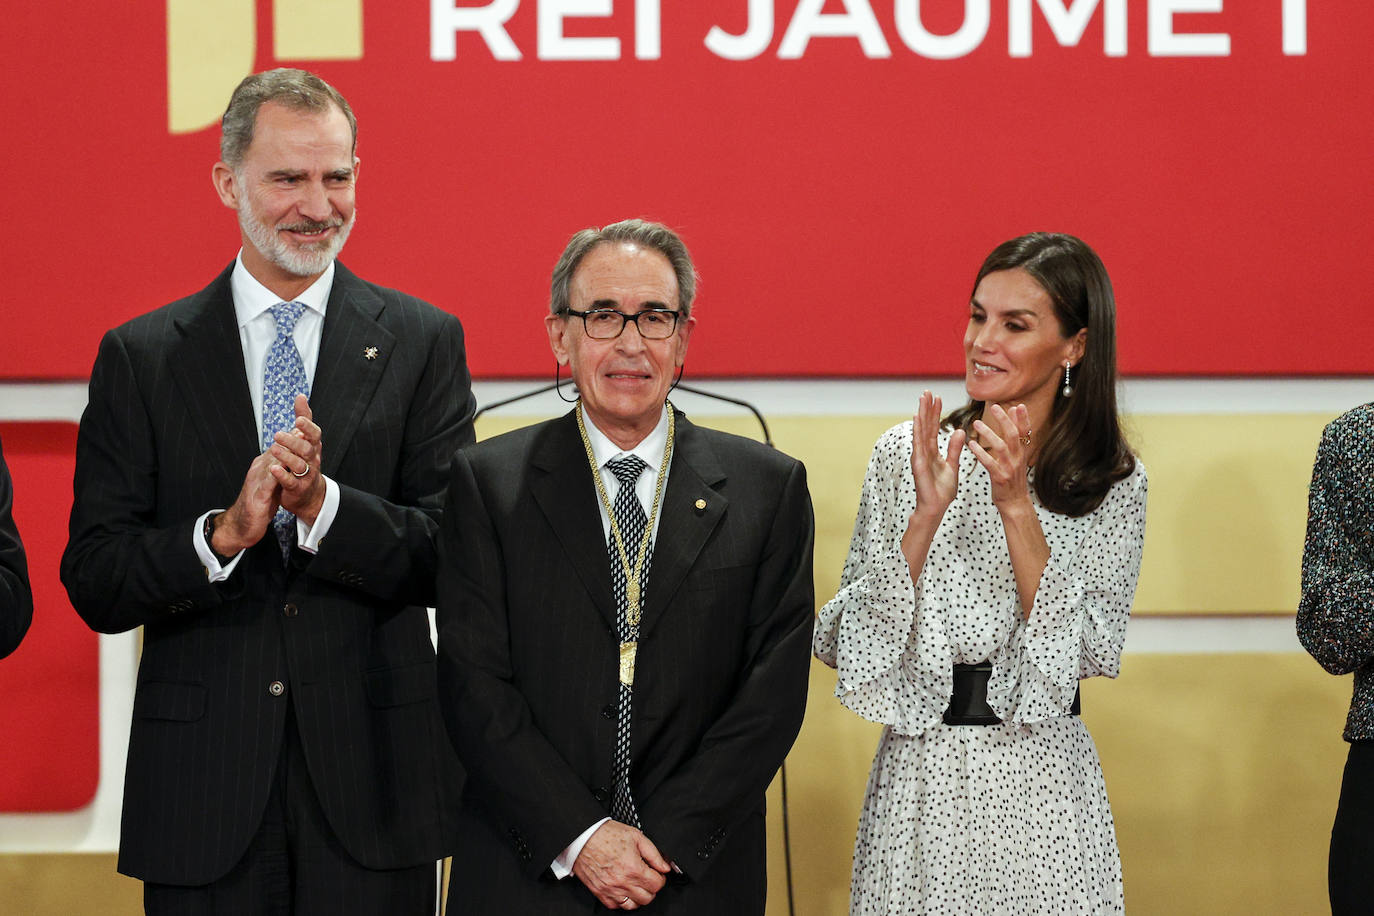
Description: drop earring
xmin=1062 ymin=361 xmax=1073 ymax=398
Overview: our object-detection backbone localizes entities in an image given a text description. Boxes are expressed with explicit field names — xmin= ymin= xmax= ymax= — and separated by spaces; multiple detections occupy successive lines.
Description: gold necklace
xmin=576 ymin=402 xmax=675 ymax=686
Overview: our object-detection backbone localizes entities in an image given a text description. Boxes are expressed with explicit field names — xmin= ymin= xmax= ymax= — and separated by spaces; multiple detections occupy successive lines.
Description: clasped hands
xmin=909 ymin=389 xmax=1033 ymax=518
xmin=210 ymin=394 xmax=325 ymax=555
xmin=573 ymin=820 xmax=671 ymax=910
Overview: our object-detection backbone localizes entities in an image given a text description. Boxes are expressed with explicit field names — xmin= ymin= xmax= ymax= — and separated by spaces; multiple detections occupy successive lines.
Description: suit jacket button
xmin=696 ymin=850 xmax=710 ymax=861
xmin=594 ymin=787 xmax=608 ymax=804
xmin=283 ymin=603 xmax=298 ymax=617
xmin=268 ymin=680 xmax=286 ymax=697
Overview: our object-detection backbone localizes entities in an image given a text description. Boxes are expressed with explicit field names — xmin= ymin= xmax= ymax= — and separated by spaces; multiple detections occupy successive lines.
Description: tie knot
xmin=607 ymin=455 xmax=648 ymax=486
xmin=271 ymin=301 xmax=306 ymax=336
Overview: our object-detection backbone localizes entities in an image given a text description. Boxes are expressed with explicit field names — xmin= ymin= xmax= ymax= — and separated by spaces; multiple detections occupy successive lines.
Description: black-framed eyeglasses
xmin=562 ymin=307 xmax=682 ymax=340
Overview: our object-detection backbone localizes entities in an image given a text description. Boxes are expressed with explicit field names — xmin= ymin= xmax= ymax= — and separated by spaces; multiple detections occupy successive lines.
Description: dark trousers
xmin=144 ymin=705 xmax=437 ymax=916
xmin=1330 ymin=740 xmax=1374 ymax=916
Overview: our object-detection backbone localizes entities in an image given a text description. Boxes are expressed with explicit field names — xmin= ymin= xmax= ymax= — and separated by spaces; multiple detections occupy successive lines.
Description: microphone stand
xmin=476 ymin=381 xmax=773 ymax=449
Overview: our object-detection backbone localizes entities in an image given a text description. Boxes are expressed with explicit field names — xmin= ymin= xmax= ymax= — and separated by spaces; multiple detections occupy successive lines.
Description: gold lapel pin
xmin=363 ymin=346 xmax=379 ymax=360
xmin=694 ymin=498 xmax=707 ymax=514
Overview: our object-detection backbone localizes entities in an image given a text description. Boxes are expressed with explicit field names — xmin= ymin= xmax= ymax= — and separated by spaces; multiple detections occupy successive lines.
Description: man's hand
xmin=269 ymin=394 xmax=326 ymax=525
xmin=572 ymin=821 xmax=671 ymax=910
xmin=212 ymin=451 xmax=282 ymax=555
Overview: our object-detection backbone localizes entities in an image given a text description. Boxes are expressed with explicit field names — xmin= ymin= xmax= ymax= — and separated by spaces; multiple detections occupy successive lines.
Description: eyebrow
xmin=263 ymin=168 xmax=354 ymax=180
xmin=970 ymin=298 xmax=1041 ymax=319
xmin=588 ymin=299 xmax=674 ymax=311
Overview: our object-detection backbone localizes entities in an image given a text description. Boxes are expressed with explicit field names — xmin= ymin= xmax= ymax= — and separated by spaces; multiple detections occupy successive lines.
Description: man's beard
xmin=239 ymin=196 xmax=356 ymax=277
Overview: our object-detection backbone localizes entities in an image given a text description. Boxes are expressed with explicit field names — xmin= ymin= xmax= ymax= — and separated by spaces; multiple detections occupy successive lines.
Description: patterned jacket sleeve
xmin=1298 ymin=412 xmax=1374 ymax=674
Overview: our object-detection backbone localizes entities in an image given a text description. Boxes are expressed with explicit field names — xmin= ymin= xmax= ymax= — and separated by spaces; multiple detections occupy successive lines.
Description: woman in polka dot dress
xmin=815 ymin=233 xmax=1146 ymax=915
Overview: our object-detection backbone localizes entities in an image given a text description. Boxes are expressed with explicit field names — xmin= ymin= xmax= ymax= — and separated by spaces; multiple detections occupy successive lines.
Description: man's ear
xmin=212 ymin=162 xmax=240 ymax=210
xmin=545 ymin=313 xmax=571 ymax=366
xmin=674 ymin=314 xmax=696 ymax=367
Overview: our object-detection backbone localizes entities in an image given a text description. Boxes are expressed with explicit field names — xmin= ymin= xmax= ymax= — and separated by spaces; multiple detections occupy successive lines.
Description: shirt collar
xmin=230 ymin=251 xmax=335 ymax=329
xmin=583 ymin=405 xmax=671 ymax=474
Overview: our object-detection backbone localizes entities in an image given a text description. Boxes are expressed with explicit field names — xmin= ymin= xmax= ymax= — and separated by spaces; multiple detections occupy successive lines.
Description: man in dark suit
xmin=437 ymin=219 xmax=814 ymax=913
xmin=61 ymin=69 xmax=473 ymax=913
xmin=0 ymin=435 xmax=33 ymax=658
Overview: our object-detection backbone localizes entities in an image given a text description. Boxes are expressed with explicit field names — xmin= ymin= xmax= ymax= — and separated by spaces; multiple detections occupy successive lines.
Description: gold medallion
xmin=619 ymin=641 xmax=638 ymax=686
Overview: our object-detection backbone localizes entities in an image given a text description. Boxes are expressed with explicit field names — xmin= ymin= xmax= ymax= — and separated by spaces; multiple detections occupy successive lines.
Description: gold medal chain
xmin=576 ymin=402 xmax=674 ymax=630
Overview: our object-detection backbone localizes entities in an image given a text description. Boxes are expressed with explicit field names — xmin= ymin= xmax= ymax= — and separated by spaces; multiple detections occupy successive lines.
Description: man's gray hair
xmin=220 ymin=68 xmax=357 ymax=169
xmin=549 ymin=219 xmax=699 ymax=317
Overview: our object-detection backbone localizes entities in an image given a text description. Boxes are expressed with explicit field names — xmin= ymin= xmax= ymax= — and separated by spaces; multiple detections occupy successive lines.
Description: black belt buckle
xmin=942 ymin=663 xmax=1083 ymax=726
xmin=943 ymin=663 xmax=1001 ymax=725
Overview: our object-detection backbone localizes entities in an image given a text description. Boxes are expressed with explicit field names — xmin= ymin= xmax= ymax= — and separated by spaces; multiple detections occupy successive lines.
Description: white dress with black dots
xmin=815 ymin=422 xmax=1147 ymax=915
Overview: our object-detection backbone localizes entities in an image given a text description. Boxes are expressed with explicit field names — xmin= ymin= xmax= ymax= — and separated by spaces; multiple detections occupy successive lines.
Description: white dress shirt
xmin=552 ymin=405 xmax=672 ymax=878
xmin=193 ymin=253 xmax=342 ymax=578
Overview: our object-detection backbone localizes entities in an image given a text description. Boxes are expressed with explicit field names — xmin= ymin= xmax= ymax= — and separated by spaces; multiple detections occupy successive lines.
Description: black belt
xmin=943 ymin=663 xmax=1081 ymax=726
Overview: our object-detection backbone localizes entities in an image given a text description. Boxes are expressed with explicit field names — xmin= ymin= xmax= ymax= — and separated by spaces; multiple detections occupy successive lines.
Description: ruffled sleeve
xmin=814 ymin=424 xmax=953 ymax=735
xmin=987 ymin=462 xmax=1149 ymax=725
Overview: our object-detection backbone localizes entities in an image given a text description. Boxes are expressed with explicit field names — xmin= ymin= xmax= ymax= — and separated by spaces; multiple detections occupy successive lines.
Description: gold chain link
xmin=576 ymin=402 xmax=674 ymax=631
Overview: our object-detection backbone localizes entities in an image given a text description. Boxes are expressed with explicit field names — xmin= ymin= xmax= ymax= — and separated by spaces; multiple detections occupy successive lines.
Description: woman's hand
xmin=909 ymin=390 xmax=965 ymax=520
xmin=967 ymin=403 xmax=1033 ymax=510
xmin=901 ymin=390 xmax=964 ymax=585
xmin=969 ymin=403 xmax=1047 ymax=618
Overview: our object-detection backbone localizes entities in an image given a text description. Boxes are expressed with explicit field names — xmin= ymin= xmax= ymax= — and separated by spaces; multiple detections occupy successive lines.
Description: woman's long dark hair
xmin=944 ymin=233 xmax=1135 ymax=517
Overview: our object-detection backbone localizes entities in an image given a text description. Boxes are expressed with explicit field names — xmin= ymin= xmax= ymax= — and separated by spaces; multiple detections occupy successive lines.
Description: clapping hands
xmin=909 ymin=390 xmax=965 ymax=520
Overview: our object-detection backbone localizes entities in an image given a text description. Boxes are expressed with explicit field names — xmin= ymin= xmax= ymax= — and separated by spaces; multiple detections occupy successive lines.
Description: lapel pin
xmin=694 ymin=498 xmax=707 ymax=514
xmin=363 ymin=346 xmax=379 ymax=360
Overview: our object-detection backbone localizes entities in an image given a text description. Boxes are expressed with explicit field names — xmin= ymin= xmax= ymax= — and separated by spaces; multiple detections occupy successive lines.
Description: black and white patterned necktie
xmin=607 ymin=455 xmax=650 ymax=827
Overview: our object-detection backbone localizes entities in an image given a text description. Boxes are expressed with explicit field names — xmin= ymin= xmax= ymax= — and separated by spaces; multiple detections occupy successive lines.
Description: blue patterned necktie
xmin=607 ymin=455 xmax=650 ymax=827
xmin=262 ymin=302 xmax=311 ymax=558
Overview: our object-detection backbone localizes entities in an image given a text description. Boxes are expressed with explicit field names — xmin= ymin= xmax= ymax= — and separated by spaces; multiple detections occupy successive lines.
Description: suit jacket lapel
xmin=640 ymin=413 xmax=726 ymax=641
xmin=310 ymin=262 xmax=395 ymax=477
xmin=530 ymin=412 xmax=619 ymax=632
xmin=168 ymin=264 xmax=260 ymax=484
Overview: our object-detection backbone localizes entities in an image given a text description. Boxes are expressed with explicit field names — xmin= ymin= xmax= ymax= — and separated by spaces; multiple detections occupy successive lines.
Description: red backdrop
xmin=0 ymin=424 xmax=100 ymax=812
xmin=1 ymin=1 xmax=1367 ymax=379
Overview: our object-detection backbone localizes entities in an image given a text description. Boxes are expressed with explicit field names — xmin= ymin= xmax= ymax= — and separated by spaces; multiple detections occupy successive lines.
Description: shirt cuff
xmin=194 ymin=510 xmax=244 ymax=581
xmin=296 ymin=476 xmax=339 ymax=554
xmin=551 ymin=817 xmax=612 ymax=879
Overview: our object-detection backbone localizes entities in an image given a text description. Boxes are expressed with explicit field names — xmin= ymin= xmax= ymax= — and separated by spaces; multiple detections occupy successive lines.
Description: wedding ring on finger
xmin=1018 ymin=430 xmax=1033 ymax=447
xmin=292 ymin=462 xmax=310 ymax=479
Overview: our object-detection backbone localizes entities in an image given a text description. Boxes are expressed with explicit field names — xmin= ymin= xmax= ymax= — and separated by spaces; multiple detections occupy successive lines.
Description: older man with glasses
xmin=436 ymin=218 xmax=815 ymax=915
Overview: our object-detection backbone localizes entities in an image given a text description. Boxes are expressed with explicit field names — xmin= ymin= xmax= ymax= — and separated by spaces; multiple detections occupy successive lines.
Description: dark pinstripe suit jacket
xmin=0 ymin=436 xmax=32 ymax=659
xmin=437 ymin=410 xmax=814 ymax=914
xmin=61 ymin=261 xmax=474 ymax=885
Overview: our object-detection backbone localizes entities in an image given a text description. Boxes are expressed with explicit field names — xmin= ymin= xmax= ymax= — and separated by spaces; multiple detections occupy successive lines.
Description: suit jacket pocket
xmin=365 ymin=661 xmax=438 ymax=708
xmin=133 ymin=681 xmax=206 ymax=721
